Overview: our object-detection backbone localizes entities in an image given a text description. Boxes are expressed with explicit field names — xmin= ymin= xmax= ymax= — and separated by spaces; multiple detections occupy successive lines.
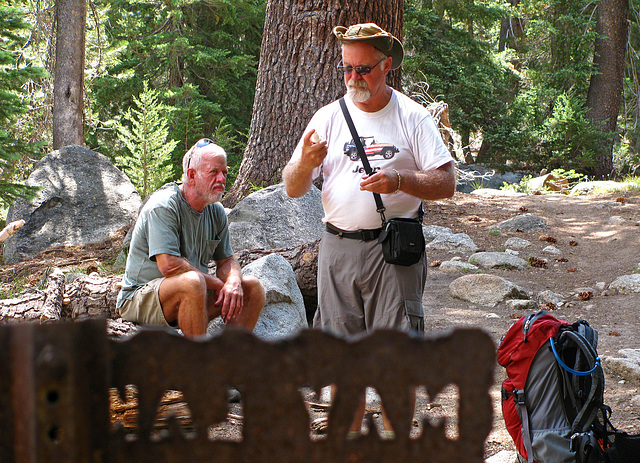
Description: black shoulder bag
xmin=339 ymin=97 xmax=425 ymax=266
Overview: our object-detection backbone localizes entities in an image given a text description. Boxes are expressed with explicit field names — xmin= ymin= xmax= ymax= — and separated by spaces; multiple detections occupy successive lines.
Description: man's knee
xmin=179 ymin=271 xmax=208 ymax=292
xmin=242 ymin=275 xmax=265 ymax=308
xmin=161 ymin=270 xmax=207 ymax=302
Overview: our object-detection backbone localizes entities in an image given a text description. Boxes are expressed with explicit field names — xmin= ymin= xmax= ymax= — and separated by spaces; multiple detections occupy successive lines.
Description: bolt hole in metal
xmin=47 ymin=425 xmax=61 ymax=443
xmin=47 ymin=389 xmax=60 ymax=404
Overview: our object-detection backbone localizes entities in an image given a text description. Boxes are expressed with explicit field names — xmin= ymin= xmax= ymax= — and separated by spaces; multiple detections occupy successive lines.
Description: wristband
xmin=392 ymin=169 xmax=401 ymax=194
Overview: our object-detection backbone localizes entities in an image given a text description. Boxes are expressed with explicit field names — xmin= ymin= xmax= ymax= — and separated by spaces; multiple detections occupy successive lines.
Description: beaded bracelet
xmin=392 ymin=168 xmax=401 ymax=194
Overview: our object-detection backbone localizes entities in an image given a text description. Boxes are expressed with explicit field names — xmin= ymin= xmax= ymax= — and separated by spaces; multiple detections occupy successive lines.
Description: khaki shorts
xmin=118 ymin=278 xmax=170 ymax=326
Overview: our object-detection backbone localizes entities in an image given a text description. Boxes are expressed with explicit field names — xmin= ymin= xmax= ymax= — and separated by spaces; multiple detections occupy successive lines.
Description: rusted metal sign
xmin=1 ymin=319 xmax=495 ymax=462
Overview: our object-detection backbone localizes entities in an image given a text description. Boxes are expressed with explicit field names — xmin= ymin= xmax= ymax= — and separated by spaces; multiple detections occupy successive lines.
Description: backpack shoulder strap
xmin=552 ymin=325 xmax=605 ymax=434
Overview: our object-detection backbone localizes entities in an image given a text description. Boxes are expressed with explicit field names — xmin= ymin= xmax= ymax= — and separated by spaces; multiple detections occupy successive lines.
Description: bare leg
xmin=349 ymin=393 xmax=399 ymax=437
xmin=207 ymin=275 xmax=265 ymax=331
xmin=158 ymin=271 xmax=209 ymax=336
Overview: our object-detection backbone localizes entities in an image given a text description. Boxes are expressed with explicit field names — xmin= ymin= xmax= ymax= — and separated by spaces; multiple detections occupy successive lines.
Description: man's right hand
xmin=283 ymin=129 xmax=327 ymax=198
xmin=300 ymin=129 xmax=327 ymax=169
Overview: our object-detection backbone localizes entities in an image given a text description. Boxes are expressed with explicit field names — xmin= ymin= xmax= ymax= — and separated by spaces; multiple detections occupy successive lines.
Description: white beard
xmin=347 ymin=81 xmax=371 ymax=103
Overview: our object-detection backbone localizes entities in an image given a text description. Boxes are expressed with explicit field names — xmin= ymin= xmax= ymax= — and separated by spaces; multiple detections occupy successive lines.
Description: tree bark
xmin=62 ymin=274 xmax=121 ymax=320
xmin=585 ymin=0 xmax=629 ymax=178
xmin=53 ymin=0 xmax=86 ymax=149
xmin=498 ymin=0 xmax=524 ymax=52
xmin=223 ymin=0 xmax=404 ymax=207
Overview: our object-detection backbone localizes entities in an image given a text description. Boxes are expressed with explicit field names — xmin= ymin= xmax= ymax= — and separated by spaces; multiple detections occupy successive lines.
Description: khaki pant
xmin=314 ymin=231 xmax=426 ymax=336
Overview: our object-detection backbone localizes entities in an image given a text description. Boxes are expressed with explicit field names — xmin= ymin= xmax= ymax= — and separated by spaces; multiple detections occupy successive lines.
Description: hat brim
xmin=333 ymin=25 xmax=404 ymax=70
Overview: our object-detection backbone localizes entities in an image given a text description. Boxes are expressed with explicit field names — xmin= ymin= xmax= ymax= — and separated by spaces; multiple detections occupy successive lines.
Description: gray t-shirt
xmin=116 ymin=183 xmax=233 ymax=308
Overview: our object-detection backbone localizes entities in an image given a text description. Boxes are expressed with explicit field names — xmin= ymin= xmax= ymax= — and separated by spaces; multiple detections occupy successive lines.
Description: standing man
xmin=116 ymin=139 xmax=265 ymax=337
xmin=283 ymin=23 xmax=456 ymax=336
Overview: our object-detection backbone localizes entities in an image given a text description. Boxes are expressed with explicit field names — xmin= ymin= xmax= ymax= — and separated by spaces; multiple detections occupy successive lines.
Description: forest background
xmin=1 ymin=0 xmax=639 ymax=213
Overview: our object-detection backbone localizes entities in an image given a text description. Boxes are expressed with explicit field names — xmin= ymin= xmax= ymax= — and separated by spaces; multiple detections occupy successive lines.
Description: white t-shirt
xmin=291 ymin=90 xmax=454 ymax=230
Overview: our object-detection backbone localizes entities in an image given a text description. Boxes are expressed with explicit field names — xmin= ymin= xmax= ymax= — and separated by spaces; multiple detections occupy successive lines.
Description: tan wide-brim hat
xmin=333 ymin=23 xmax=404 ymax=70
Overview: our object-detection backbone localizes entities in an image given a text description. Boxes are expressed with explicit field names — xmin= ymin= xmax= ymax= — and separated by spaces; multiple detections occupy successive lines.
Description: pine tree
xmin=0 ymin=6 xmax=46 ymax=209
xmin=115 ymin=82 xmax=178 ymax=199
xmin=90 ymin=0 xmax=265 ymax=172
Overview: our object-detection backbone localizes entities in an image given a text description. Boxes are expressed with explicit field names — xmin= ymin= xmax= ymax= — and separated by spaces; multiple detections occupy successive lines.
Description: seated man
xmin=116 ymin=139 xmax=265 ymax=337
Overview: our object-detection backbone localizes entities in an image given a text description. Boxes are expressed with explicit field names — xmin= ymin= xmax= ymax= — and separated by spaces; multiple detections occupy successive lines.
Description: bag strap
xmin=339 ymin=97 xmax=387 ymax=224
xmin=552 ymin=328 xmax=606 ymax=434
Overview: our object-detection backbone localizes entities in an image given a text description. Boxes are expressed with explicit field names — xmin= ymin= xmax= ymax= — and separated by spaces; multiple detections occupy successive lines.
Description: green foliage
xmin=519 ymin=0 xmax=599 ymax=96
xmin=614 ymin=137 xmax=640 ymax=175
xmin=115 ymin=82 xmax=178 ymax=199
xmin=88 ymin=0 xmax=265 ymax=179
xmin=404 ymin=4 xmax=518 ymax=140
xmin=489 ymin=89 xmax=603 ymax=172
xmin=622 ymin=1 xmax=640 ymax=159
xmin=404 ymin=0 xmax=619 ymax=176
xmin=542 ymin=92 xmax=601 ymax=171
xmin=0 ymin=6 xmax=46 ymax=209
xmin=208 ymin=117 xmax=246 ymax=188
xmin=501 ymin=174 xmax=533 ymax=193
xmin=482 ymin=0 xmax=602 ymax=172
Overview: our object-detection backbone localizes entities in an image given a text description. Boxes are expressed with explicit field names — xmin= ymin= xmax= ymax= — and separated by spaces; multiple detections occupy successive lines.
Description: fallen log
xmin=0 ymin=267 xmax=65 ymax=324
xmin=63 ymin=273 xmax=122 ymax=320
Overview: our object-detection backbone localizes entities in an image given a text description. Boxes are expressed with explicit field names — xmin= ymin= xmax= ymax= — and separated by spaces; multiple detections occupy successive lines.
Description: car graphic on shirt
xmin=343 ymin=136 xmax=399 ymax=161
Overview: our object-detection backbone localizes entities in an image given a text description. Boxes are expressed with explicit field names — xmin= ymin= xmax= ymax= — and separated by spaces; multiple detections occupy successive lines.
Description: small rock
xmin=439 ymin=260 xmax=480 ymax=273
xmin=538 ymin=290 xmax=565 ymax=307
xmin=505 ymin=299 xmax=539 ymax=311
xmin=542 ymin=245 xmax=562 ymax=256
xmin=492 ymin=214 xmax=548 ymax=232
xmin=608 ymin=216 xmax=626 ymax=225
xmin=603 ymin=349 xmax=640 ymax=387
xmin=469 ymin=252 xmax=528 ymax=270
xmin=504 ymin=237 xmax=533 ymax=249
xmin=608 ymin=274 xmax=640 ymax=295
xmin=449 ymin=274 xmax=528 ymax=307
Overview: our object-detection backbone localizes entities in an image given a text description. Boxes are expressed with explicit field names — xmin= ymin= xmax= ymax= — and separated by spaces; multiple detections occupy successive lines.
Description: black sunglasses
xmin=187 ymin=138 xmax=214 ymax=170
xmin=337 ymin=57 xmax=386 ymax=76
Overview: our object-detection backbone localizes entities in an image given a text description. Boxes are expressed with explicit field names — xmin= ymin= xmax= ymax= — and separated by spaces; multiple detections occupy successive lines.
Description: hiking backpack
xmin=498 ymin=311 xmax=614 ymax=463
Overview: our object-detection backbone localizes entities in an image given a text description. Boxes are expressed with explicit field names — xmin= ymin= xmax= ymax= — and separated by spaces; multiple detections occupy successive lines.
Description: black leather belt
xmin=326 ymin=223 xmax=382 ymax=241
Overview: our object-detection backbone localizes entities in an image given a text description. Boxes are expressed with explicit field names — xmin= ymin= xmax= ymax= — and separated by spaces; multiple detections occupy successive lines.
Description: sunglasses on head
xmin=337 ymin=57 xmax=386 ymax=76
xmin=196 ymin=138 xmax=213 ymax=148
xmin=187 ymin=138 xmax=214 ymax=170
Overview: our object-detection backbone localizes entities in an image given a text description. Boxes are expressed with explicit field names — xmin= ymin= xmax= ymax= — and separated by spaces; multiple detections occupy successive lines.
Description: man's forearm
xmin=216 ymin=256 xmax=243 ymax=284
xmin=282 ymin=162 xmax=314 ymax=198
xmin=400 ymin=161 xmax=456 ymax=200
xmin=155 ymin=253 xmax=222 ymax=290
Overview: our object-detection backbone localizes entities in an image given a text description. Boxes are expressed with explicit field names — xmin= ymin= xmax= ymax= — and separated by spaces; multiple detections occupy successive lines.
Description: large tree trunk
xmin=223 ymin=0 xmax=404 ymax=207
xmin=53 ymin=0 xmax=86 ymax=149
xmin=585 ymin=0 xmax=629 ymax=178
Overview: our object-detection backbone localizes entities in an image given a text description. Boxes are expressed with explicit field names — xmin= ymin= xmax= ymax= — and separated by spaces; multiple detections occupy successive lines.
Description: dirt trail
xmin=420 ymin=191 xmax=640 ymax=456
